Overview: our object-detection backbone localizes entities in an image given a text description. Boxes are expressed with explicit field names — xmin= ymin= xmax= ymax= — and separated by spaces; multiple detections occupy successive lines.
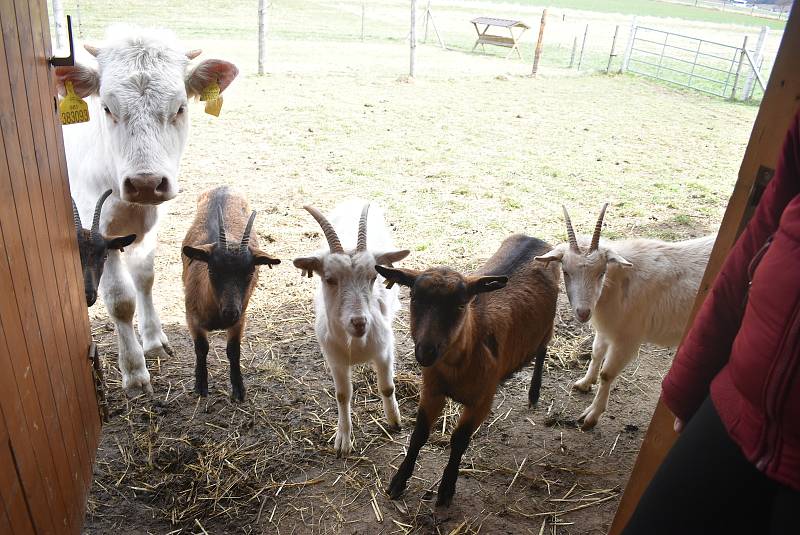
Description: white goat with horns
xmin=293 ymin=201 xmax=410 ymax=456
xmin=535 ymin=204 xmax=714 ymax=429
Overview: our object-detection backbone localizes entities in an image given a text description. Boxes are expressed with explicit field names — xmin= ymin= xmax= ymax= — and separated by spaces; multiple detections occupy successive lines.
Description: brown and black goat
xmin=182 ymin=187 xmax=280 ymax=402
xmin=72 ymin=189 xmax=136 ymax=306
xmin=376 ymin=234 xmax=559 ymax=506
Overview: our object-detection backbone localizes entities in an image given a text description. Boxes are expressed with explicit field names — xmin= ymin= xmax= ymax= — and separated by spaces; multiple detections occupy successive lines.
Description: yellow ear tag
xmin=204 ymin=94 xmax=223 ymax=117
xmin=59 ymin=81 xmax=90 ymax=125
xmin=199 ymin=81 xmax=220 ymax=102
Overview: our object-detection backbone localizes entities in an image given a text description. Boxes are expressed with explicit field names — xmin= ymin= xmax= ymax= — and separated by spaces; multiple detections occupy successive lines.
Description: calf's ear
xmin=253 ymin=249 xmax=281 ymax=268
xmin=466 ymin=275 xmax=508 ymax=296
xmin=55 ymin=63 xmax=99 ymax=97
xmin=183 ymin=244 xmax=214 ymax=263
xmin=106 ymin=234 xmax=137 ymax=251
xmin=185 ymin=59 xmax=239 ymax=97
xmin=293 ymin=256 xmax=322 ymax=278
xmin=374 ymin=265 xmax=420 ymax=289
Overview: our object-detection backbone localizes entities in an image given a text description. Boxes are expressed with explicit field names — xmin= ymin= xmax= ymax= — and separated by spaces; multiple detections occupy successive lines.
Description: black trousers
xmin=622 ymin=397 xmax=799 ymax=535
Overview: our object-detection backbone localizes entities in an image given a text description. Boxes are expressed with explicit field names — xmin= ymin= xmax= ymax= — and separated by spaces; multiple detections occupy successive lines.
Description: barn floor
xmin=80 ymin=34 xmax=754 ymax=535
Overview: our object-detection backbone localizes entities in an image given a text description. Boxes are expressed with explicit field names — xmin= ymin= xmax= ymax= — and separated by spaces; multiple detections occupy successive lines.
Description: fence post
xmin=569 ymin=35 xmax=577 ymax=68
xmin=410 ymin=0 xmax=417 ymax=78
xmin=258 ymin=0 xmax=268 ymax=75
xmin=577 ymin=24 xmax=588 ymax=71
xmin=361 ymin=2 xmax=365 ymax=41
xmin=52 ymin=0 xmax=65 ymax=50
xmin=621 ymin=16 xmax=637 ymax=73
xmin=730 ymin=35 xmax=748 ymax=101
xmin=531 ymin=9 xmax=547 ymax=76
xmin=607 ymin=24 xmax=620 ymax=73
xmin=743 ymin=26 xmax=768 ymax=100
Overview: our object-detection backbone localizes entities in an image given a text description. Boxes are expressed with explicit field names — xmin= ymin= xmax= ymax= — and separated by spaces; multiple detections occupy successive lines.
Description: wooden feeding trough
xmin=470 ymin=17 xmax=529 ymax=60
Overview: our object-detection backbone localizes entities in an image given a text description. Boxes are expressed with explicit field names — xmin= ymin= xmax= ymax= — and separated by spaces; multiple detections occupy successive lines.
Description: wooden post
xmin=258 ymin=0 xmax=268 ymax=75
xmin=569 ymin=35 xmax=577 ymax=68
xmin=52 ymin=0 xmax=65 ymax=50
xmin=607 ymin=24 xmax=620 ymax=73
xmin=577 ymin=24 xmax=588 ymax=71
xmin=410 ymin=0 xmax=417 ymax=78
xmin=621 ymin=16 xmax=637 ymax=73
xmin=361 ymin=2 xmax=365 ymax=41
xmin=743 ymin=26 xmax=769 ymax=100
xmin=608 ymin=3 xmax=800 ymax=533
xmin=531 ymin=9 xmax=547 ymax=76
xmin=730 ymin=35 xmax=748 ymax=100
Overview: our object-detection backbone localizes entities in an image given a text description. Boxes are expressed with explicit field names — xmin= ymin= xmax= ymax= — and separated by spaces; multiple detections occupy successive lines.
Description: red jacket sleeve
xmin=662 ymin=111 xmax=800 ymax=421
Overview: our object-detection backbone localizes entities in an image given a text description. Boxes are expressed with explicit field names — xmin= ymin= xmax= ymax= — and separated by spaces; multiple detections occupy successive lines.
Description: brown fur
xmin=378 ymin=234 xmax=559 ymax=506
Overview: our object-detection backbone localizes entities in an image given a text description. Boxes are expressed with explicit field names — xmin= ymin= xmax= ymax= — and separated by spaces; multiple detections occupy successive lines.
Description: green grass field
xmin=504 ymin=0 xmax=787 ymax=29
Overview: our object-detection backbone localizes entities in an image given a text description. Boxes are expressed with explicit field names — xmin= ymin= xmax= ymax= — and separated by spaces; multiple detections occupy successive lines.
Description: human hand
xmin=674 ymin=417 xmax=684 ymax=433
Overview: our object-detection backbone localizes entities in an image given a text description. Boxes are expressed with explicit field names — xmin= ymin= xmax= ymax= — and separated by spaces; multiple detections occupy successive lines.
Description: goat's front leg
xmin=436 ymin=399 xmax=492 ymax=507
xmin=190 ymin=324 xmax=209 ymax=397
xmin=329 ymin=361 xmax=354 ymax=457
xmin=127 ymin=237 xmax=172 ymax=360
xmin=574 ymin=332 xmax=608 ymax=392
xmin=387 ymin=389 xmax=446 ymax=499
xmin=99 ymin=251 xmax=151 ymax=395
xmin=579 ymin=339 xmax=640 ymax=430
xmin=373 ymin=348 xmax=401 ymax=431
xmin=226 ymin=323 xmax=245 ymax=402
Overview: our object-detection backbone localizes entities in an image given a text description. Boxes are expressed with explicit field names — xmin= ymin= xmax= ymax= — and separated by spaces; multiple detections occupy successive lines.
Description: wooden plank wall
xmin=0 ymin=0 xmax=100 ymax=533
xmin=608 ymin=3 xmax=800 ymax=533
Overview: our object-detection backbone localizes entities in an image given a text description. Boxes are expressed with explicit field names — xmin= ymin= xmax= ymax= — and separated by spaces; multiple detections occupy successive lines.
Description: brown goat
xmin=376 ymin=234 xmax=559 ymax=506
xmin=182 ymin=187 xmax=280 ymax=402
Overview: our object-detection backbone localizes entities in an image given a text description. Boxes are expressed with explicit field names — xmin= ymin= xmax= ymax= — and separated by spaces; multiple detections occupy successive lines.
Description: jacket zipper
xmin=755 ymin=300 xmax=800 ymax=471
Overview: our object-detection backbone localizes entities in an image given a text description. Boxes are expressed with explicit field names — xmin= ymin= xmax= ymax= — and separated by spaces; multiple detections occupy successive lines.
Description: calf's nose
xmin=123 ymin=173 xmax=174 ymax=204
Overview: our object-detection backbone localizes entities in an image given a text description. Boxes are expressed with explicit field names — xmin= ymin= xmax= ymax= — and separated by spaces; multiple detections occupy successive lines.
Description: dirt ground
xmin=80 ymin=21 xmax=757 ymax=535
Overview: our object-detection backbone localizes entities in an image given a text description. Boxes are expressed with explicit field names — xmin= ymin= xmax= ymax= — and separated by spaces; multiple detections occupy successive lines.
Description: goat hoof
xmin=388 ymin=422 xmax=402 ymax=433
xmin=573 ymin=380 xmax=592 ymax=393
xmin=334 ymin=431 xmax=352 ymax=457
xmin=162 ymin=343 xmax=175 ymax=357
xmin=578 ymin=408 xmax=599 ymax=430
xmin=435 ymin=490 xmax=454 ymax=508
xmin=194 ymin=383 xmax=208 ymax=397
xmin=230 ymin=389 xmax=245 ymax=403
xmin=386 ymin=476 xmax=407 ymax=499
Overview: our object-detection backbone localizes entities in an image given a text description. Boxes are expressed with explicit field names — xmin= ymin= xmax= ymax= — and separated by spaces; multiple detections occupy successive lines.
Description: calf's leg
xmin=128 ymin=237 xmax=172 ymax=359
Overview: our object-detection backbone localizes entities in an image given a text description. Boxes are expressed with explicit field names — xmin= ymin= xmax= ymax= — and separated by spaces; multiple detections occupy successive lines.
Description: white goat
xmin=293 ymin=201 xmax=410 ymax=456
xmin=535 ymin=204 xmax=714 ymax=429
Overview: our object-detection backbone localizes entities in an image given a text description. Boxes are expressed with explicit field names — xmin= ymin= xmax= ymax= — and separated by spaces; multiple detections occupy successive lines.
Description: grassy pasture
xmin=49 ymin=0 xmax=765 ymax=533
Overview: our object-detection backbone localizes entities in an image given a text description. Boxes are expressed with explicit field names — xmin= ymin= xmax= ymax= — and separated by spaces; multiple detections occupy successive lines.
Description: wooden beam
xmin=609 ymin=4 xmax=800 ymax=534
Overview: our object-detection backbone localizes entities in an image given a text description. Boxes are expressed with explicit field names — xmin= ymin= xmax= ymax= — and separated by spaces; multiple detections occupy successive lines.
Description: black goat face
xmin=77 ymin=229 xmax=136 ymax=306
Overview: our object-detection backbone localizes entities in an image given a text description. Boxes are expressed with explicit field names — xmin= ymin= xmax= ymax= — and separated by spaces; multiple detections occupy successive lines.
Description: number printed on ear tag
xmin=199 ymin=81 xmax=220 ymax=102
xmin=59 ymin=81 xmax=90 ymax=125
xmin=204 ymin=94 xmax=223 ymax=117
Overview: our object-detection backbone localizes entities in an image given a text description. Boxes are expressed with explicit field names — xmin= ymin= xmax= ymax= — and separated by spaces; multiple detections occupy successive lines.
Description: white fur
xmin=297 ymin=200 xmax=407 ymax=456
xmin=538 ymin=233 xmax=715 ymax=429
xmin=63 ymin=28 xmax=237 ymax=395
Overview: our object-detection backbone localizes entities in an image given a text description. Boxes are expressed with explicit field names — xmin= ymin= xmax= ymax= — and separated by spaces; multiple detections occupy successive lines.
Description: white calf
xmin=294 ymin=201 xmax=410 ymax=456
xmin=56 ymin=27 xmax=238 ymax=394
xmin=536 ymin=204 xmax=714 ymax=429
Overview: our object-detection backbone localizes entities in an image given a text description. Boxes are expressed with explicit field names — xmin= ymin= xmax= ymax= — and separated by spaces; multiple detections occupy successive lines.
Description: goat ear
xmin=374 ymin=249 xmax=410 ymax=266
xmin=253 ymin=249 xmax=281 ymax=268
xmin=534 ymin=249 xmax=563 ymax=264
xmin=55 ymin=64 xmax=100 ymax=97
xmin=293 ymin=256 xmax=322 ymax=278
xmin=607 ymin=251 xmax=632 ymax=267
xmin=183 ymin=244 xmax=214 ymax=263
xmin=106 ymin=234 xmax=137 ymax=251
xmin=185 ymin=59 xmax=239 ymax=97
xmin=375 ymin=265 xmax=419 ymax=289
xmin=466 ymin=275 xmax=508 ymax=296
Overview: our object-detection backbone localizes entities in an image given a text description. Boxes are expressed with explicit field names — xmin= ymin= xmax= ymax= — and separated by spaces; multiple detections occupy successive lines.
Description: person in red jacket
xmin=622 ymin=110 xmax=800 ymax=535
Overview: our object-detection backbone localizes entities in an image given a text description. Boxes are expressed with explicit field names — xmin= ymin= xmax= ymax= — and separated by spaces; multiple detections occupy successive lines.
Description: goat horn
xmin=71 ymin=197 xmax=83 ymax=229
xmin=562 ymin=205 xmax=580 ymax=253
xmin=356 ymin=203 xmax=370 ymax=252
xmin=217 ymin=205 xmax=227 ymax=248
xmin=589 ymin=203 xmax=609 ymax=253
xmin=91 ymin=189 xmax=112 ymax=237
xmin=240 ymin=210 xmax=257 ymax=251
xmin=303 ymin=205 xmax=344 ymax=254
